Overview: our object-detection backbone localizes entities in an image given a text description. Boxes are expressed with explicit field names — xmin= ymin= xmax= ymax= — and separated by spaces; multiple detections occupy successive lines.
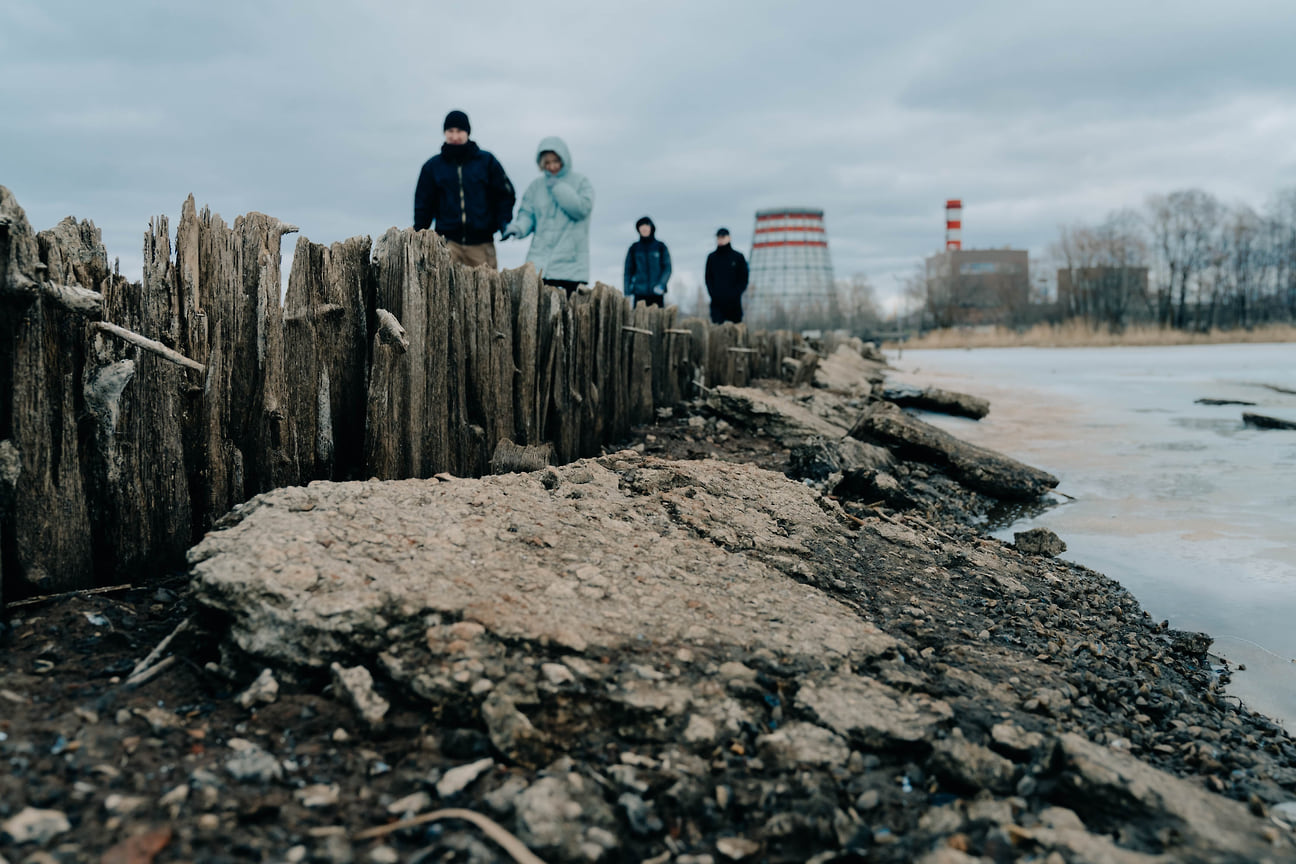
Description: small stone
xmin=436 ymin=758 xmax=494 ymax=798
xmin=1013 ymin=527 xmax=1066 ymax=557
xmin=330 ymin=663 xmax=389 ymax=727
xmin=332 ymin=728 xmax=350 ymax=742
xmin=541 ymin=663 xmax=575 ymax=686
xmin=855 ymin=789 xmax=880 ymax=810
xmin=683 ymin=714 xmax=717 ymax=745
xmin=236 ymin=668 xmax=280 ymax=709
xmin=368 ymin=846 xmax=400 ymax=864
xmin=1272 ymin=801 xmax=1296 ymax=823
xmin=386 ymin=791 xmax=431 ymax=815
xmin=714 ymin=785 xmax=732 ymax=809
xmin=990 ymin=722 xmax=1044 ymax=759
xmin=198 ymin=814 xmax=220 ymax=830
xmin=296 ymin=784 xmax=341 ymax=808
xmin=757 ymin=722 xmax=850 ymax=770
xmin=103 ymin=793 xmax=148 ymax=814
xmin=471 ymin=678 xmax=495 ymax=695
xmin=285 ymin=847 xmax=307 ymax=863
xmin=159 ymin=784 xmax=189 ymax=809
xmin=224 ymin=741 xmax=283 ymax=783
xmin=716 ymin=836 xmax=760 ymax=859
xmin=0 ymin=807 xmax=70 ymax=845
xmin=448 ymin=621 xmax=486 ymax=641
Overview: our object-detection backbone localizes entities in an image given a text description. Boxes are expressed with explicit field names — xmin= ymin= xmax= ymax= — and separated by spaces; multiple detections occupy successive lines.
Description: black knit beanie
xmin=444 ymin=110 xmax=471 ymax=134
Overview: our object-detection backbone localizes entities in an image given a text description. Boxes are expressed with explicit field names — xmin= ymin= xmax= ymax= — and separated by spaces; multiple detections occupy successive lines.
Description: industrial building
xmin=923 ymin=200 xmax=1030 ymax=326
xmin=745 ymin=208 xmax=837 ymax=329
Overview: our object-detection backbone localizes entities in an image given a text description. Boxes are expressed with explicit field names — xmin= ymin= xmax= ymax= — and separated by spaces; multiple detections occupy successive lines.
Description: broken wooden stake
xmin=92 ymin=321 xmax=205 ymax=373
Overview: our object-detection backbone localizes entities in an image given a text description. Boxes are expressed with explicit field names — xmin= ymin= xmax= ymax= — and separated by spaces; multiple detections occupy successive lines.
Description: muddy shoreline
xmin=3 ymin=349 xmax=1296 ymax=863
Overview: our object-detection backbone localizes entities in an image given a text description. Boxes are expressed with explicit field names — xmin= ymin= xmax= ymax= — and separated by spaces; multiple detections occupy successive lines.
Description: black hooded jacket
xmin=414 ymin=141 xmax=516 ymax=245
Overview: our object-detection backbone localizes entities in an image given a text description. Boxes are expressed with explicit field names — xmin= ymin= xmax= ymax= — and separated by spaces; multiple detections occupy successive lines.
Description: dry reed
xmin=886 ymin=321 xmax=1296 ymax=350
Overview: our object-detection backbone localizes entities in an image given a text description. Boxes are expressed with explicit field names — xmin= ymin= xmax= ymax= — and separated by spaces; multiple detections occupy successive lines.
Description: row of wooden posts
xmin=0 ymin=188 xmax=817 ymax=603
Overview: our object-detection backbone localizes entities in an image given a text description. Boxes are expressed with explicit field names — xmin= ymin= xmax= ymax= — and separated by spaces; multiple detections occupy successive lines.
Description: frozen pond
xmin=890 ymin=342 xmax=1296 ymax=728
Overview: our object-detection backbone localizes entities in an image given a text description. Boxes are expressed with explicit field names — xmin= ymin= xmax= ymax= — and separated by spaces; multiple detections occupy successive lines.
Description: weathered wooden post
xmin=284 ymin=235 xmax=371 ymax=482
xmin=0 ymin=190 xmax=96 ymax=595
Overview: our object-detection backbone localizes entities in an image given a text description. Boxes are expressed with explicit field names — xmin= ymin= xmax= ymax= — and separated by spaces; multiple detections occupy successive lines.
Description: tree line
xmin=1053 ymin=187 xmax=1296 ymax=331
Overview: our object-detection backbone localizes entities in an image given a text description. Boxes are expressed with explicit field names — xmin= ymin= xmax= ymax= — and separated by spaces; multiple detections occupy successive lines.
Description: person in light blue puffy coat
xmin=501 ymin=137 xmax=595 ymax=295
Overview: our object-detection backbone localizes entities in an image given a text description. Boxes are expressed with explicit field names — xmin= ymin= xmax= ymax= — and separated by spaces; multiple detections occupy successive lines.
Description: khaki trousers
xmin=446 ymin=240 xmax=498 ymax=269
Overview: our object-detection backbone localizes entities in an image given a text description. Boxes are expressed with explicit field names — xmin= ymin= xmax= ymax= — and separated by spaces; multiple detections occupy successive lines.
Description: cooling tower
xmin=745 ymin=208 xmax=836 ymax=329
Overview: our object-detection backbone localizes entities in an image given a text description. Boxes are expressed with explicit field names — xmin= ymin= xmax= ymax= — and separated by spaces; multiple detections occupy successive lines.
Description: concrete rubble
xmin=3 ymin=344 xmax=1294 ymax=863
xmin=178 ymin=444 xmax=1295 ymax=863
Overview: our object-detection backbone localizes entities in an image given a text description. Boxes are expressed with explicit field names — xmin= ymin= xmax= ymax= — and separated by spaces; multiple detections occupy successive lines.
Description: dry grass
xmin=886 ymin=321 xmax=1296 ymax=350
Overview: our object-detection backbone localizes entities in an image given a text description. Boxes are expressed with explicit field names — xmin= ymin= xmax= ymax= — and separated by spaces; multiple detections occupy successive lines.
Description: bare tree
xmin=1145 ymin=189 xmax=1222 ymax=330
xmin=834 ymin=273 xmax=881 ymax=334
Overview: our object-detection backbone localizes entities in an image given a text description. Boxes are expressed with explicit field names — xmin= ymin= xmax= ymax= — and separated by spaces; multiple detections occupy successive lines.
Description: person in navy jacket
xmin=623 ymin=216 xmax=672 ymax=307
xmin=413 ymin=110 xmax=515 ymax=269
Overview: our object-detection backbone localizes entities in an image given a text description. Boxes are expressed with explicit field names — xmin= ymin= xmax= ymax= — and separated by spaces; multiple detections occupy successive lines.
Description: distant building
xmin=745 ymin=208 xmax=836 ymax=329
xmin=924 ymin=248 xmax=1029 ymax=327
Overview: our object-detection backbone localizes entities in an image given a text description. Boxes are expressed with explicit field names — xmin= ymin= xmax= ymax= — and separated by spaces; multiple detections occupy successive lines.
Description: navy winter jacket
xmin=413 ymin=141 xmax=516 ymax=245
xmin=624 ymin=231 xmax=672 ymax=298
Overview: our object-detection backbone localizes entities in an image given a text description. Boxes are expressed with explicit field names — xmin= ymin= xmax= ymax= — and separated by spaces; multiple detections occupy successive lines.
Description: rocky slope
xmin=2 ymin=367 xmax=1295 ymax=864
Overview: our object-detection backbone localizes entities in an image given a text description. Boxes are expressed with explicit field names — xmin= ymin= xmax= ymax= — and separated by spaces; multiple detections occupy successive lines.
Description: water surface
xmin=890 ymin=343 xmax=1296 ymax=727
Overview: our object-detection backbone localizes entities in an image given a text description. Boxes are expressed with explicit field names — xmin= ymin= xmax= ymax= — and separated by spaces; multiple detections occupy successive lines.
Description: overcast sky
xmin=4 ymin=1 xmax=1295 ymax=312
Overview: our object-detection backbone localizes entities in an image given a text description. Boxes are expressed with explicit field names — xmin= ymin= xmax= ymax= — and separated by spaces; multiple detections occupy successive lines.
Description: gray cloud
xmin=4 ymin=0 xmax=1295 ymax=312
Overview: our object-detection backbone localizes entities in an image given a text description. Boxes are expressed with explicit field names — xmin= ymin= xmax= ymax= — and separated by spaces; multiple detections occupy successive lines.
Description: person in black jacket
xmin=413 ymin=110 xmax=516 ymax=268
xmin=623 ymin=216 xmax=672 ymax=307
xmin=705 ymin=227 xmax=748 ymax=323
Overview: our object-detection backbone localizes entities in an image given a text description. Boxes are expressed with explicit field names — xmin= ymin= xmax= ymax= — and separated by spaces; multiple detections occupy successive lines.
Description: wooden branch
xmin=5 ymin=583 xmax=132 ymax=610
xmin=727 ymin=347 xmax=758 ymax=354
xmin=92 ymin=322 xmax=205 ymax=373
xmin=353 ymin=808 xmax=546 ymax=863
xmin=622 ymin=326 xmax=652 ymax=336
xmin=127 ymin=617 xmax=192 ymax=684
xmin=125 ymin=655 xmax=177 ymax=688
xmin=664 ymin=328 xmax=692 ymax=335
xmin=375 ymin=308 xmax=410 ymax=352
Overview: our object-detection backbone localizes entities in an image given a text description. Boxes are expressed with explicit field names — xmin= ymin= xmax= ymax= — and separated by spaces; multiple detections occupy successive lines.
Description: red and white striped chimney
xmin=945 ymin=199 xmax=962 ymax=251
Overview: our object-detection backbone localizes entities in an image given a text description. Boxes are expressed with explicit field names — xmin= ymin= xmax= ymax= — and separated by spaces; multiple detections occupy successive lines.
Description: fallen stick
xmin=92 ymin=321 xmax=205 ymax=373
xmin=124 ymin=654 xmax=177 ymax=688
xmin=6 ymin=583 xmax=133 ymax=610
xmin=127 ymin=617 xmax=192 ymax=683
xmin=353 ymin=808 xmax=546 ymax=863
xmin=622 ymin=326 xmax=652 ymax=336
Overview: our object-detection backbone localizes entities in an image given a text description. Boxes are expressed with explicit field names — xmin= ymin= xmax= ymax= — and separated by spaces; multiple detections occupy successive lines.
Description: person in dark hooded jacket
xmin=413 ymin=110 xmax=516 ymax=268
xmin=623 ymin=216 xmax=672 ymax=307
xmin=705 ymin=227 xmax=748 ymax=323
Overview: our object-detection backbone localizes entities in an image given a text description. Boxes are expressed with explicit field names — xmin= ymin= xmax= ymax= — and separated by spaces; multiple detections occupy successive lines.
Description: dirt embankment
xmin=2 ymin=349 xmax=1295 ymax=864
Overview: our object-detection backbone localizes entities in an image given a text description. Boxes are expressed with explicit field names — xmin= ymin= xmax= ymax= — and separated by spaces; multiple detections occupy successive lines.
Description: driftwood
xmin=490 ymin=439 xmax=553 ymax=474
xmin=1195 ymin=398 xmax=1256 ymax=407
xmin=1242 ymin=412 xmax=1296 ymax=431
xmin=850 ymin=401 xmax=1057 ymax=500
xmin=882 ymin=385 xmax=990 ymax=420
xmin=1 ymin=186 xmax=820 ymax=599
